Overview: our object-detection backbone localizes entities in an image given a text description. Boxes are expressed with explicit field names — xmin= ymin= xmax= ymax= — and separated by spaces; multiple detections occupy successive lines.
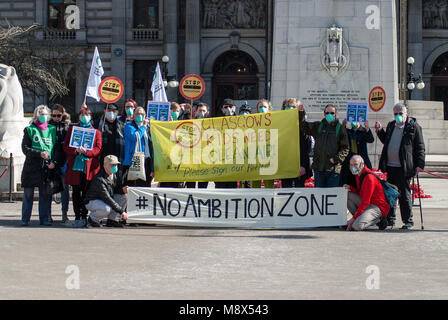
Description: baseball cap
xmin=104 ymin=155 xmax=120 ymax=165
xmin=239 ymin=102 xmax=251 ymax=113
xmin=105 ymin=103 xmax=118 ymax=111
xmin=222 ymin=98 xmax=235 ymax=106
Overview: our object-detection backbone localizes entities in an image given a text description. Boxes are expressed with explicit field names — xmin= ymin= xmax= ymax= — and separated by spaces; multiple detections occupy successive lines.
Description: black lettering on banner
xmin=198 ymin=199 xmax=211 ymax=218
xmin=225 ymin=199 xmax=229 ymax=219
xmin=153 ymin=193 xmax=167 ymax=216
xmin=212 ymin=199 xmax=222 ymax=218
xmin=231 ymin=199 xmax=242 ymax=219
xmin=136 ymin=196 xmax=148 ymax=210
xmin=325 ymin=194 xmax=338 ymax=215
xmin=168 ymin=198 xmax=181 ymax=217
xmin=247 ymin=198 xmax=260 ymax=218
xmin=294 ymin=196 xmax=309 ymax=217
xmin=311 ymin=194 xmax=324 ymax=216
xmin=244 ymin=198 xmax=247 ymax=218
xmin=183 ymin=194 xmax=198 ymax=217
xmin=277 ymin=192 xmax=294 ymax=217
xmin=261 ymin=197 xmax=274 ymax=217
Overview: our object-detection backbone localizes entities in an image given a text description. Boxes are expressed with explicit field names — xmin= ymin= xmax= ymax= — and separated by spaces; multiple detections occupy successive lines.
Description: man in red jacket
xmin=344 ymin=155 xmax=390 ymax=231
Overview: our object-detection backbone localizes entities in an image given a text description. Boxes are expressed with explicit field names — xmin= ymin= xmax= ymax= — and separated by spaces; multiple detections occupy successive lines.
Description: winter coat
xmin=123 ymin=121 xmax=154 ymax=172
xmin=63 ymin=123 xmax=102 ymax=186
xmin=377 ymin=117 xmax=425 ymax=179
xmin=299 ymin=111 xmax=350 ymax=174
xmin=83 ymin=169 xmax=124 ymax=215
xmin=346 ymin=127 xmax=374 ymax=169
xmin=21 ymin=123 xmax=56 ymax=188
xmin=95 ymin=116 xmax=125 ymax=165
xmin=49 ymin=115 xmax=70 ymax=168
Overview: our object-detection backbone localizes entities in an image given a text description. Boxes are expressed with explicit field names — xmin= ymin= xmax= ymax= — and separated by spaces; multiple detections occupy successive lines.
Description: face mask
xmin=223 ymin=108 xmax=232 ymax=116
xmin=395 ymin=114 xmax=404 ymax=124
xmin=325 ymin=113 xmax=335 ymax=123
xmin=39 ymin=115 xmax=48 ymax=123
xmin=126 ymin=108 xmax=134 ymax=116
xmin=350 ymin=165 xmax=363 ymax=175
xmin=196 ymin=111 xmax=206 ymax=119
xmin=241 ymin=112 xmax=248 ymax=116
xmin=81 ymin=115 xmax=91 ymax=124
xmin=110 ymin=165 xmax=118 ymax=174
xmin=136 ymin=114 xmax=145 ymax=124
xmin=351 ymin=122 xmax=358 ymax=129
xmin=106 ymin=111 xmax=117 ymax=121
xmin=284 ymin=107 xmax=294 ymax=110
xmin=171 ymin=111 xmax=179 ymax=120
xmin=259 ymin=107 xmax=268 ymax=113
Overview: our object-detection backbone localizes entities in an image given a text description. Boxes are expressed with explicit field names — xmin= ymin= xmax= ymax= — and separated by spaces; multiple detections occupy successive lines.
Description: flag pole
xmin=102 ymin=103 xmax=109 ymax=132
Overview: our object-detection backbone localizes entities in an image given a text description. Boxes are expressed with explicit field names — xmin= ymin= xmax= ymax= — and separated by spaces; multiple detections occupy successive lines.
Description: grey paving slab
xmin=0 ymin=201 xmax=447 ymax=300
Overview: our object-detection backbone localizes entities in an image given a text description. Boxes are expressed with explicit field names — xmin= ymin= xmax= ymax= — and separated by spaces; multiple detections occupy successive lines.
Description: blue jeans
xmin=314 ymin=171 xmax=340 ymax=188
xmin=21 ymin=187 xmax=52 ymax=224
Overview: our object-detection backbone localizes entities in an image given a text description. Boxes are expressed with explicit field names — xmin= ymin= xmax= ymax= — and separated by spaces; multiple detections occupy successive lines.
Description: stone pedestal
xmin=271 ymin=0 xmax=399 ymax=116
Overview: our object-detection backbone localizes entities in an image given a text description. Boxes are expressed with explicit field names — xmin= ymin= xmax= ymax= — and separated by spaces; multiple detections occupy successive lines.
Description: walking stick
xmin=416 ymin=173 xmax=424 ymax=230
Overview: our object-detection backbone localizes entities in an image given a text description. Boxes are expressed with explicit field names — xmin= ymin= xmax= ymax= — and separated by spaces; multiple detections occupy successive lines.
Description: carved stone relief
xmin=423 ymin=0 xmax=448 ymax=29
xmin=202 ymin=0 xmax=266 ymax=29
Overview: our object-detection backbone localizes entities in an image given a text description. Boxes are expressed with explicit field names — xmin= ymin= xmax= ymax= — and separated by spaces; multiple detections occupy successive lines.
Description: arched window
xmin=213 ymin=50 xmax=258 ymax=74
xmin=431 ymin=52 xmax=448 ymax=75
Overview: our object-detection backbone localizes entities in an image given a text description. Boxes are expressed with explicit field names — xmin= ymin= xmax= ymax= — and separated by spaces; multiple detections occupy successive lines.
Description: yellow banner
xmin=151 ymin=109 xmax=300 ymax=182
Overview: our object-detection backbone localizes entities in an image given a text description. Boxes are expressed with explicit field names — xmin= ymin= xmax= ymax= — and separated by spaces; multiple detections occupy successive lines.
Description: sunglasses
xmin=52 ymin=114 xmax=62 ymax=118
xmin=325 ymin=112 xmax=335 ymax=115
xmin=394 ymin=112 xmax=404 ymax=116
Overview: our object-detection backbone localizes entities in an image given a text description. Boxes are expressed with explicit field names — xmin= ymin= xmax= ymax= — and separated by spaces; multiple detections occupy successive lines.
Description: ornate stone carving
xmin=321 ymin=25 xmax=349 ymax=78
xmin=423 ymin=0 xmax=448 ymax=29
xmin=202 ymin=0 xmax=266 ymax=29
xmin=0 ymin=64 xmax=25 ymax=158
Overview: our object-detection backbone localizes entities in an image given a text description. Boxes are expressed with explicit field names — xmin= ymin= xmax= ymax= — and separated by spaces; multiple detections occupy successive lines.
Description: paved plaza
xmin=0 ymin=177 xmax=447 ymax=300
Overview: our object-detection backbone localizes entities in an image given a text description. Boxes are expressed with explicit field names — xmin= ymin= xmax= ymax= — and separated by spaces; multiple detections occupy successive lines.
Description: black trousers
xmin=215 ymin=181 xmax=238 ymax=188
xmin=72 ymin=173 xmax=88 ymax=220
xmin=281 ymin=177 xmax=306 ymax=188
xmin=185 ymin=181 xmax=208 ymax=188
xmin=386 ymin=166 xmax=413 ymax=226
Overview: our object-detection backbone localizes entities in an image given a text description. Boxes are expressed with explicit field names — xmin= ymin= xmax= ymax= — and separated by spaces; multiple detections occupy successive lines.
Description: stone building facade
xmin=0 ymin=0 xmax=272 ymax=116
xmin=0 ymin=0 xmax=447 ymax=119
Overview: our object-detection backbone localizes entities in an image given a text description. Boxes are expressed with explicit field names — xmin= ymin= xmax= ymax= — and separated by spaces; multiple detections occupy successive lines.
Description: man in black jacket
xmin=84 ymin=155 xmax=128 ymax=227
xmin=375 ymin=103 xmax=425 ymax=229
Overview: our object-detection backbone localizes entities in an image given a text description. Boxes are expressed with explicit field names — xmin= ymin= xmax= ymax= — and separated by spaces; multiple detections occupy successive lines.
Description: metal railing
xmin=129 ymin=28 xmax=161 ymax=41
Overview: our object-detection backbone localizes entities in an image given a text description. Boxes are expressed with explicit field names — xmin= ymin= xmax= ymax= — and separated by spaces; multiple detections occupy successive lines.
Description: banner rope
xmin=420 ymin=169 xmax=448 ymax=180
xmin=0 ymin=168 xmax=7 ymax=180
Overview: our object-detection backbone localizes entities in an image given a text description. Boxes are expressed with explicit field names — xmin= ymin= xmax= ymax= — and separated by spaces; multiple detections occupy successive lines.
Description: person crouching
xmin=344 ymin=155 xmax=390 ymax=231
xmin=84 ymin=155 xmax=128 ymax=228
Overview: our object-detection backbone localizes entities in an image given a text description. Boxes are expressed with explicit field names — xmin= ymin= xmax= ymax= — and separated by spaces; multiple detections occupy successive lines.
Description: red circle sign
xmin=369 ymin=86 xmax=386 ymax=112
xmin=179 ymin=74 xmax=205 ymax=101
xmin=98 ymin=76 xmax=124 ymax=103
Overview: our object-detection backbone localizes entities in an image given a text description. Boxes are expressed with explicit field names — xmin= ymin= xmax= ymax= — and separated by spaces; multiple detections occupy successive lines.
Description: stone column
xmin=407 ymin=0 xmax=424 ymax=100
xmin=111 ymin=0 xmax=127 ymax=106
xmin=184 ymin=0 xmax=201 ymax=75
xmin=164 ymin=0 xmax=178 ymax=100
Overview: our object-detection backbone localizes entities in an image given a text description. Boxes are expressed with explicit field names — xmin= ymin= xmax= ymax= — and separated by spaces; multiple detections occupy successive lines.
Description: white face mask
xmin=223 ymin=108 xmax=233 ymax=116
xmin=106 ymin=111 xmax=117 ymax=121
xmin=196 ymin=111 xmax=206 ymax=119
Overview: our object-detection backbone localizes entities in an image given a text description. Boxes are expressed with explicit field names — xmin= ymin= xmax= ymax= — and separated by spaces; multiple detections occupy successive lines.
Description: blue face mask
xmin=241 ymin=112 xmax=248 ymax=116
xmin=39 ymin=115 xmax=48 ymax=123
xmin=111 ymin=165 xmax=118 ymax=174
xmin=325 ymin=113 xmax=335 ymax=123
xmin=351 ymin=122 xmax=358 ymax=128
xmin=259 ymin=107 xmax=268 ymax=113
xmin=171 ymin=111 xmax=179 ymax=120
xmin=80 ymin=115 xmax=91 ymax=124
xmin=395 ymin=114 xmax=404 ymax=124
xmin=126 ymin=108 xmax=134 ymax=116
xmin=136 ymin=114 xmax=145 ymax=124
xmin=284 ymin=107 xmax=294 ymax=110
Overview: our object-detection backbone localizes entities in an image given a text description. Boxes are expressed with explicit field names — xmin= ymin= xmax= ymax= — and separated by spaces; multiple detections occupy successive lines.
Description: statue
xmin=321 ymin=25 xmax=349 ymax=78
xmin=0 ymin=64 xmax=25 ymax=159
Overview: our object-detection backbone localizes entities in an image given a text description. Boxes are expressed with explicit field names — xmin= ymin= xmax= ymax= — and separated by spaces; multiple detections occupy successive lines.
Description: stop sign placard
xmin=98 ymin=76 xmax=124 ymax=104
xmin=179 ymin=74 xmax=205 ymax=101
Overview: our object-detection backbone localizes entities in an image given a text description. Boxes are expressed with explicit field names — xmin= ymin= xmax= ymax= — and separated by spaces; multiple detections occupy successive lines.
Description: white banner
xmin=151 ymin=62 xmax=168 ymax=103
xmin=85 ymin=46 xmax=104 ymax=102
xmin=127 ymin=187 xmax=348 ymax=228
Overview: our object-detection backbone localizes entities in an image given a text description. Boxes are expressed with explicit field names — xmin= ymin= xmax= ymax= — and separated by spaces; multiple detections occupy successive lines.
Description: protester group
xmin=20 ymin=96 xmax=425 ymax=231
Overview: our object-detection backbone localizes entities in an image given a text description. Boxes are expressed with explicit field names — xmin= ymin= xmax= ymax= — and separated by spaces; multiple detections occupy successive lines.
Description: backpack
xmin=359 ymin=172 xmax=400 ymax=230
